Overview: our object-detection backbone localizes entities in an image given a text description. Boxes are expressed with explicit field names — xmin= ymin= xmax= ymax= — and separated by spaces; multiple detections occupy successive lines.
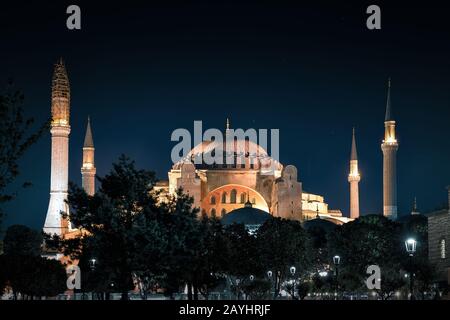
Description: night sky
xmin=1 ymin=1 xmax=449 ymax=230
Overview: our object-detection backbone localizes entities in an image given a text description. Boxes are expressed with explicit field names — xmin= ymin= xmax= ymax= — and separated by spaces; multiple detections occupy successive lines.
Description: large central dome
xmin=173 ymin=134 xmax=282 ymax=173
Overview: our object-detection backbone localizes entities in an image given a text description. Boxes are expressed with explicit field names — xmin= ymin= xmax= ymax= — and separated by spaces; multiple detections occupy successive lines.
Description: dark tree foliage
xmin=52 ymin=155 xmax=159 ymax=300
xmin=2 ymin=255 xmax=66 ymax=300
xmin=1 ymin=225 xmax=66 ymax=299
xmin=191 ymin=217 xmax=229 ymax=300
xmin=328 ymin=215 xmax=405 ymax=299
xmin=47 ymin=156 xmax=225 ymax=300
xmin=242 ymin=279 xmax=272 ymax=300
xmin=3 ymin=224 xmax=43 ymax=256
xmin=223 ymin=223 xmax=262 ymax=299
xmin=307 ymin=225 xmax=333 ymax=272
xmin=257 ymin=218 xmax=311 ymax=298
xmin=0 ymin=84 xmax=47 ymax=229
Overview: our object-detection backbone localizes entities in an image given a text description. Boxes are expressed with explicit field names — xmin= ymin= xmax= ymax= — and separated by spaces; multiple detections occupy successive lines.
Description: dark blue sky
xmin=1 ymin=1 xmax=449 ymax=230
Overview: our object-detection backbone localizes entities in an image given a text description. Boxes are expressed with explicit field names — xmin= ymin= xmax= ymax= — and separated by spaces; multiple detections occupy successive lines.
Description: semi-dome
xmin=221 ymin=201 xmax=272 ymax=226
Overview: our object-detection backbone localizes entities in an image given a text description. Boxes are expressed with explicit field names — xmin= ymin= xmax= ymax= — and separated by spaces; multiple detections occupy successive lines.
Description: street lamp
xmin=405 ymin=238 xmax=417 ymax=300
xmin=249 ymin=275 xmax=255 ymax=281
xmin=333 ymin=255 xmax=341 ymax=266
xmin=333 ymin=255 xmax=341 ymax=300
xmin=290 ymin=266 xmax=296 ymax=276
xmin=89 ymin=258 xmax=97 ymax=271
xmin=405 ymin=238 xmax=417 ymax=256
xmin=267 ymin=271 xmax=275 ymax=299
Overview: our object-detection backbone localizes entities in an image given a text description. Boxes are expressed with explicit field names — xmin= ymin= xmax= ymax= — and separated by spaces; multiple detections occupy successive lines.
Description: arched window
xmin=210 ymin=196 xmax=216 ymax=205
xmin=240 ymin=193 xmax=246 ymax=204
xmin=440 ymin=239 xmax=446 ymax=259
xmin=230 ymin=189 xmax=237 ymax=203
xmin=211 ymin=208 xmax=216 ymax=218
xmin=221 ymin=192 xmax=227 ymax=204
xmin=221 ymin=209 xmax=227 ymax=217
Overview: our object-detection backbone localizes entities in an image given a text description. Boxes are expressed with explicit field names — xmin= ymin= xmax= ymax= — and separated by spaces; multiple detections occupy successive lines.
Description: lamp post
xmin=290 ymin=266 xmax=296 ymax=300
xmin=267 ymin=271 xmax=274 ymax=299
xmin=333 ymin=255 xmax=341 ymax=300
xmin=89 ymin=258 xmax=97 ymax=300
xmin=248 ymin=275 xmax=255 ymax=300
xmin=405 ymin=238 xmax=417 ymax=301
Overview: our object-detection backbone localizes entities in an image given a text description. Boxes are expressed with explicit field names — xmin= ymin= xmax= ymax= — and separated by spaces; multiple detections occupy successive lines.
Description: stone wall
xmin=428 ymin=211 xmax=450 ymax=284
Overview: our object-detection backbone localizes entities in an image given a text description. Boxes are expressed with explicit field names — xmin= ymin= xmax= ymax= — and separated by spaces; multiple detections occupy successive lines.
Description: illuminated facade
xmin=348 ymin=128 xmax=360 ymax=219
xmin=381 ymin=79 xmax=399 ymax=220
xmin=301 ymin=193 xmax=351 ymax=224
xmin=43 ymin=59 xmax=71 ymax=236
xmin=163 ymin=122 xmax=348 ymax=224
xmin=43 ymin=60 xmax=351 ymax=237
xmin=81 ymin=117 xmax=96 ymax=196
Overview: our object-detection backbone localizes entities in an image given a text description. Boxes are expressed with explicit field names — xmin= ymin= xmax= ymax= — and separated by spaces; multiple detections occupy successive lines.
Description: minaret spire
xmin=84 ymin=116 xmax=94 ymax=148
xmin=385 ymin=77 xmax=392 ymax=121
xmin=381 ymin=78 xmax=399 ymax=220
xmin=351 ymin=127 xmax=358 ymax=161
xmin=44 ymin=59 xmax=71 ymax=235
xmin=81 ymin=117 xmax=96 ymax=196
xmin=348 ymin=128 xmax=361 ymax=219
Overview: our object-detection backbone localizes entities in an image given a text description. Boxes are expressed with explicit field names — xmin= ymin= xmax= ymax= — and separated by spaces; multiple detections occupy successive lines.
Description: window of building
xmin=240 ymin=193 xmax=246 ymax=203
xmin=222 ymin=192 xmax=227 ymax=204
xmin=221 ymin=209 xmax=226 ymax=217
xmin=210 ymin=196 xmax=216 ymax=205
xmin=440 ymin=238 xmax=446 ymax=259
xmin=230 ymin=189 xmax=237 ymax=203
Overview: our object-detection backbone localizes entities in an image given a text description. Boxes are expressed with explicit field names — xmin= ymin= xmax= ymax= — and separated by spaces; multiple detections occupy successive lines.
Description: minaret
xmin=411 ymin=197 xmax=420 ymax=215
xmin=81 ymin=117 xmax=96 ymax=196
xmin=43 ymin=58 xmax=71 ymax=235
xmin=348 ymin=127 xmax=360 ymax=219
xmin=381 ymin=78 xmax=399 ymax=220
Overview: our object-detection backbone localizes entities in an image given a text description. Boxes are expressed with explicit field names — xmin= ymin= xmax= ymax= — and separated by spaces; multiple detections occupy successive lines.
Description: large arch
xmin=201 ymin=184 xmax=270 ymax=218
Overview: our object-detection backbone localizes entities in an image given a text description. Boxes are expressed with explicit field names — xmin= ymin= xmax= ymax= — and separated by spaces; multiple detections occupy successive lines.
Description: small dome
xmin=222 ymin=204 xmax=272 ymax=226
xmin=303 ymin=218 xmax=337 ymax=233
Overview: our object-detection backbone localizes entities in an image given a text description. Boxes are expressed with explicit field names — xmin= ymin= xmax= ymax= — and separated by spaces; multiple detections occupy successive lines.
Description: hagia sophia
xmin=43 ymin=58 xmax=399 ymax=238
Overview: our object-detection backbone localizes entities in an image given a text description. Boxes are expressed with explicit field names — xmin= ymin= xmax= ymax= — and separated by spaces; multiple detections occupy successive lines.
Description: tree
xmin=157 ymin=188 xmax=201 ymax=300
xmin=257 ymin=218 xmax=311 ymax=299
xmin=223 ymin=223 xmax=262 ymax=300
xmin=242 ymin=279 xmax=271 ymax=300
xmin=189 ymin=216 xmax=229 ymax=300
xmin=1 ymin=255 xmax=66 ymax=300
xmin=2 ymin=225 xmax=66 ymax=299
xmin=3 ymin=224 xmax=43 ymax=256
xmin=53 ymin=155 xmax=159 ymax=300
xmin=328 ymin=215 xmax=405 ymax=299
xmin=0 ymin=84 xmax=47 ymax=230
